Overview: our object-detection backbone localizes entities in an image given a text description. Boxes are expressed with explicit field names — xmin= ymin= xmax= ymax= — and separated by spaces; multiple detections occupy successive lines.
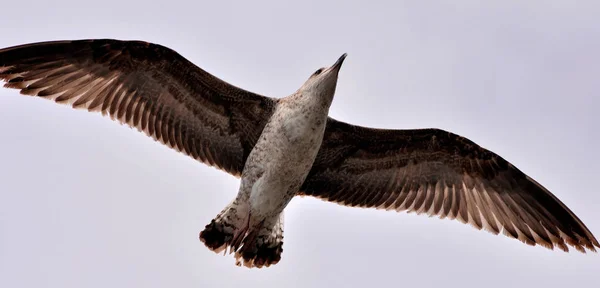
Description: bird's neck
xmin=298 ymin=89 xmax=334 ymax=112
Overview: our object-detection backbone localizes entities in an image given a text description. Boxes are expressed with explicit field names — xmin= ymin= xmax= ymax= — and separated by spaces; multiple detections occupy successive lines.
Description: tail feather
xmin=200 ymin=201 xmax=249 ymax=254
xmin=199 ymin=219 xmax=236 ymax=254
xmin=234 ymin=214 xmax=284 ymax=268
xmin=199 ymin=207 xmax=284 ymax=268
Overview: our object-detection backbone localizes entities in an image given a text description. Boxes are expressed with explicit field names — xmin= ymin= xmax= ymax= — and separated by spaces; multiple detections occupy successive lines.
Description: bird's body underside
xmin=201 ymin=90 xmax=335 ymax=267
xmin=0 ymin=39 xmax=598 ymax=268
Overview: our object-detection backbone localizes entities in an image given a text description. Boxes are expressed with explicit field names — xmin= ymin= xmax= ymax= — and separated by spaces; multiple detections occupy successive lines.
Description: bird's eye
xmin=313 ymin=68 xmax=324 ymax=76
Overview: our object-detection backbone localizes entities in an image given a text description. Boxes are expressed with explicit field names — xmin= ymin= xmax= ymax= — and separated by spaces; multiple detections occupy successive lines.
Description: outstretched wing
xmin=0 ymin=39 xmax=277 ymax=176
xmin=300 ymin=117 xmax=600 ymax=252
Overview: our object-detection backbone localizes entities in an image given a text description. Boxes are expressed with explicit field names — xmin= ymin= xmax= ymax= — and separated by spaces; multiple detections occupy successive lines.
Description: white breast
xmin=245 ymin=95 xmax=329 ymax=219
xmin=281 ymin=110 xmax=313 ymax=143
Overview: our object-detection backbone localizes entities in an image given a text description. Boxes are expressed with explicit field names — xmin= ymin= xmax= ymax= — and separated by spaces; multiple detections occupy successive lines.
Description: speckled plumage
xmin=1 ymin=39 xmax=598 ymax=269
xmin=201 ymin=58 xmax=344 ymax=267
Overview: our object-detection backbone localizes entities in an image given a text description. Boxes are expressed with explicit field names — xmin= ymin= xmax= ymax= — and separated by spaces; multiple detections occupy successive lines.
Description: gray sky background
xmin=1 ymin=1 xmax=599 ymax=287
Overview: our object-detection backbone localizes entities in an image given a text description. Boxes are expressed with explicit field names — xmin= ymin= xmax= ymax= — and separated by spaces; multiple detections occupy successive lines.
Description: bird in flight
xmin=0 ymin=39 xmax=598 ymax=268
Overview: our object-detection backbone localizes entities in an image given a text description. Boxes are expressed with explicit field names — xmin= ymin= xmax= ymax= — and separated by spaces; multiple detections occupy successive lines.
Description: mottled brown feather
xmin=0 ymin=39 xmax=277 ymax=176
xmin=300 ymin=118 xmax=600 ymax=252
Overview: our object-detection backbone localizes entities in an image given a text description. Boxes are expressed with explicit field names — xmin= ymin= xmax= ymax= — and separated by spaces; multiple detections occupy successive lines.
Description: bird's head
xmin=299 ymin=53 xmax=347 ymax=104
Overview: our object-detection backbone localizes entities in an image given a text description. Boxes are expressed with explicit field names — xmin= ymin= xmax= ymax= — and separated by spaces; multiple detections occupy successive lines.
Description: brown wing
xmin=300 ymin=117 xmax=600 ymax=252
xmin=0 ymin=39 xmax=277 ymax=176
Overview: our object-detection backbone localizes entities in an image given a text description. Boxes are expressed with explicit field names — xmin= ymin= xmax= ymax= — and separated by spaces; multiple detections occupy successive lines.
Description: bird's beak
xmin=331 ymin=53 xmax=347 ymax=71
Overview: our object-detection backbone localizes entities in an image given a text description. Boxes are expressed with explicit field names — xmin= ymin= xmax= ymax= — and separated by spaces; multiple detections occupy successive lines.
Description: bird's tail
xmin=199 ymin=200 xmax=247 ymax=254
xmin=199 ymin=202 xmax=284 ymax=268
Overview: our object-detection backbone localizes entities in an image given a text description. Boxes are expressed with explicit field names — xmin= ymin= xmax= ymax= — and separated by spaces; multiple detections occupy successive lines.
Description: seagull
xmin=1 ymin=39 xmax=598 ymax=268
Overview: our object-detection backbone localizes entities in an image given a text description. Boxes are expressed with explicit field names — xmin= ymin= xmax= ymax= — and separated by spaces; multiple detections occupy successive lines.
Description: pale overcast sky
xmin=1 ymin=1 xmax=599 ymax=287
